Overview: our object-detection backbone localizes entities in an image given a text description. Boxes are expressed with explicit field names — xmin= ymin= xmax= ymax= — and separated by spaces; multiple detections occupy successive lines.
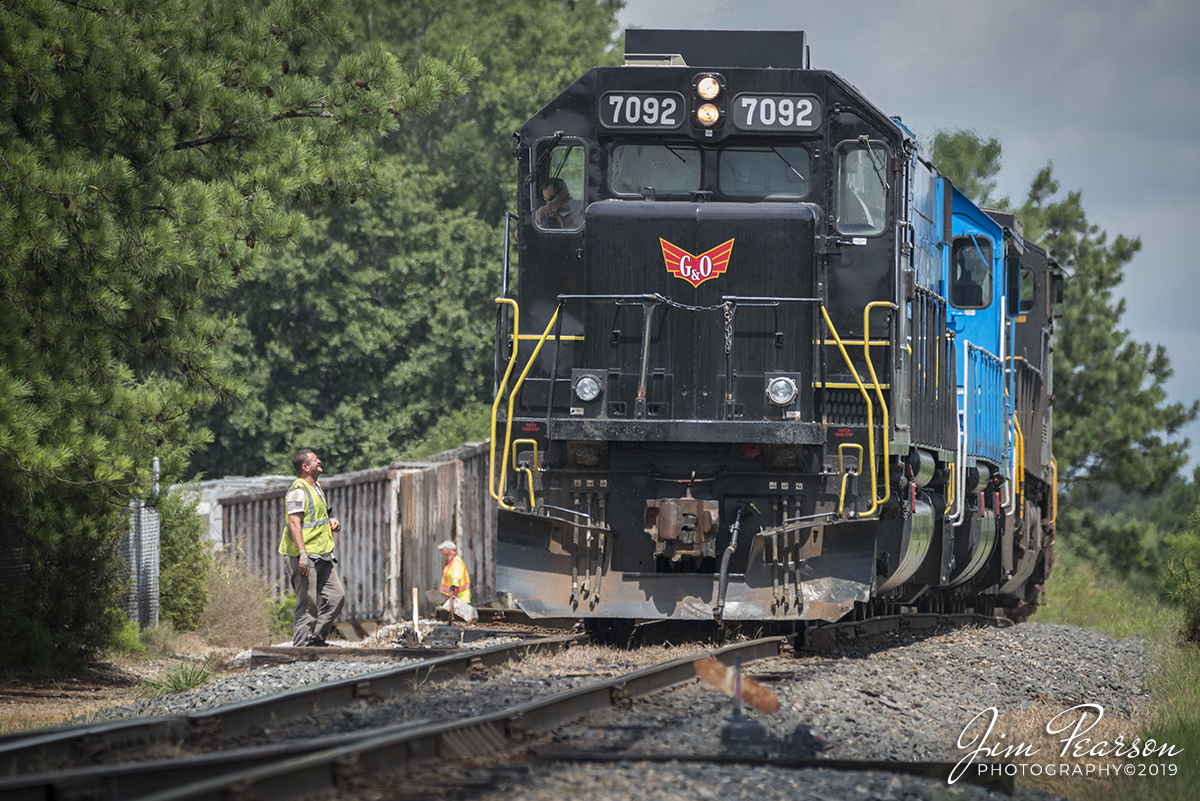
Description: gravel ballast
xmin=100 ymin=621 xmax=1162 ymax=800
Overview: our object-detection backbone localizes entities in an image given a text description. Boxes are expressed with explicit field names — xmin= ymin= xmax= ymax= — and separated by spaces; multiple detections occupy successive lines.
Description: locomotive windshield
xmin=610 ymin=143 xmax=701 ymax=197
xmin=534 ymin=140 xmax=587 ymax=231
xmin=950 ymin=235 xmax=994 ymax=309
xmin=835 ymin=142 xmax=888 ymax=235
xmin=719 ymin=146 xmax=810 ymax=199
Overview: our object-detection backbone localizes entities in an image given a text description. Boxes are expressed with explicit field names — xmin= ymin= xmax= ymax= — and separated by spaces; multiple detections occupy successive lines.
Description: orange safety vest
xmin=440 ymin=555 xmax=471 ymax=602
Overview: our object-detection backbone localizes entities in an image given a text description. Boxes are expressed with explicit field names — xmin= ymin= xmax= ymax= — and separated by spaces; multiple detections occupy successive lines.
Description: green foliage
xmin=1161 ymin=507 xmax=1200 ymax=641
xmin=1085 ymin=469 xmax=1200 ymax=538
xmin=271 ymin=592 xmax=297 ymax=638
xmin=190 ymin=160 xmax=503 ymax=476
xmin=18 ymin=491 xmax=129 ymax=671
xmin=1056 ymin=505 xmax=1162 ymax=594
xmin=928 ymin=129 xmax=1003 ymax=206
xmin=110 ymin=620 xmax=147 ymax=657
xmin=191 ymin=1 xmax=623 ymax=477
xmin=1161 ymin=559 xmax=1200 ymax=642
xmin=156 ymin=485 xmax=210 ymax=631
xmin=1031 ymin=538 xmax=1180 ymax=641
xmin=340 ymin=0 xmax=624 ymax=222
xmin=0 ymin=0 xmax=476 ymax=670
xmin=402 ymin=402 xmax=492 ymax=459
xmin=928 ymin=131 xmax=1198 ymax=499
xmin=143 ymin=658 xmax=216 ymax=696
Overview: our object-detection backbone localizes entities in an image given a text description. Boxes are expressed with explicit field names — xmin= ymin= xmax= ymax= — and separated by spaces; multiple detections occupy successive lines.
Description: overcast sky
xmin=617 ymin=0 xmax=1200 ymax=473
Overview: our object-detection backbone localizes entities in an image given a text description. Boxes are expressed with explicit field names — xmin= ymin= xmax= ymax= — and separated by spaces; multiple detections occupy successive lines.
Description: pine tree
xmin=189 ymin=0 xmax=624 ymax=478
xmin=1016 ymin=166 xmax=1198 ymax=495
xmin=0 ymin=0 xmax=478 ymax=669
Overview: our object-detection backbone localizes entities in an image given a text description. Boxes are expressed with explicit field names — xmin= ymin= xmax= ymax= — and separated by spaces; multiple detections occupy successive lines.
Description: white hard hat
xmin=437 ymin=540 xmax=457 ymax=552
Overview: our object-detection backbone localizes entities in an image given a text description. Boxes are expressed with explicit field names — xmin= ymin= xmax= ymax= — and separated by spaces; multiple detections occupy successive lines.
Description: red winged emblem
xmin=660 ymin=237 xmax=735 ymax=288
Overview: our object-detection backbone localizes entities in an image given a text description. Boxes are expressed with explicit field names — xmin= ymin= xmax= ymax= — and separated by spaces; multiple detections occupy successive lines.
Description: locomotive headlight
xmin=767 ymin=376 xmax=798 ymax=406
xmin=696 ymin=75 xmax=721 ymax=100
xmin=575 ymin=375 xmax=602 ymax=402
xmin=696 ymin=103 xmax=721 ymax=126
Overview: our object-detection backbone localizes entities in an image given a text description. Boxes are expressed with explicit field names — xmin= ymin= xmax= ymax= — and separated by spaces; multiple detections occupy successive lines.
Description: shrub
xmin=198 ymin=549 xmax=276 ymax=647
xmin=1160 ymin=507 xmax=1200 ymax=642
xmin=16 ymin=490 xmax=128 ymax=672
xmin=271 ymin=592 xmax=297 ymax=639
xmin=155 ymin=484 xmax=210 ymax=631
xmin=1161 ymin=559 xmax=1200 ymax=642
xmin=143 ymin=658 xmax=217 ymax=696
xmin=110 ymin=620 xmax=146 ymax=657
xmin=1059 ymin=505 xmax=1161 ymax=591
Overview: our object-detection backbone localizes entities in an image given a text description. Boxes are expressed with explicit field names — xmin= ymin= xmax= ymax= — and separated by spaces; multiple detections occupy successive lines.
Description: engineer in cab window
xmin=535 ymin=178 xmax=585 ymax=230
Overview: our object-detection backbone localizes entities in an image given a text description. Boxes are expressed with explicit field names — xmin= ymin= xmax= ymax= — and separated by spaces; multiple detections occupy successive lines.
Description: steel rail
xmin=112 ymin=635 xmax=791 ymax=801
xmin=0 ymin=634 xmax=586 ymax=778
xmin=526 ymin=751 xmax=1015 ymax=795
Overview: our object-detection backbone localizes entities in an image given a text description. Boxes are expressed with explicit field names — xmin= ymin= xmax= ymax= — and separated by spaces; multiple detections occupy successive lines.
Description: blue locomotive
xmin=488 ymin=30 xmax=1062 ymax=629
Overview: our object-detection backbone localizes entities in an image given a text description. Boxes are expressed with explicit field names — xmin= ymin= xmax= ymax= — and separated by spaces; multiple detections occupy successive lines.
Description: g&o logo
xmin=660 ymin=238 xmax=735 ymax=288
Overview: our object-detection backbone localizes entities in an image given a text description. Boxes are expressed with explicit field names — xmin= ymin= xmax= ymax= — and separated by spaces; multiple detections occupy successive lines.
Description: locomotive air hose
xmin=715 ymin=505 xmax=746 ymax=620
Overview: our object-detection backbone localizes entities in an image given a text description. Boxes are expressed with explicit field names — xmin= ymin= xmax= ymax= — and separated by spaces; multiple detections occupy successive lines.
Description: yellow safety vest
xmin=278 ymin=478 xmax=335 ymax=556
xmin=440 ymin=555 xmax=471 ymax=602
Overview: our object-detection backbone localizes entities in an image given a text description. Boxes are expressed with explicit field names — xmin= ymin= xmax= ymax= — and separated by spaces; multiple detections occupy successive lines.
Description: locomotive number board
xmin=732 ymin=94 xmax=823 ymax=132
xmin=600 ymin=92 xmax=686 ymax=129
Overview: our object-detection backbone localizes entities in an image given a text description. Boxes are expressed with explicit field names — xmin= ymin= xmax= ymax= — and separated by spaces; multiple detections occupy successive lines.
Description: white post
xmin=411 ymin=586 xmax=420 ymax=643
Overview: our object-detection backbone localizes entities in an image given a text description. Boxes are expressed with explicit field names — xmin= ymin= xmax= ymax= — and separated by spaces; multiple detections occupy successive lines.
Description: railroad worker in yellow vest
xmin=438 ymin=540 xmax=471 ymax=604
xmin=279 ymin=449 xmax=345 ymax=647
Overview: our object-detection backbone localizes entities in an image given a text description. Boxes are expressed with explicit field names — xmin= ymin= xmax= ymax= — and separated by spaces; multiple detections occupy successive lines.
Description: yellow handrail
xmin=1013 ymin=414 xmax=1025 ymax=516
xmin=820 ymin=305 xmax=880 ymax=518
xmin=837 ymin=443 xmax=864 ymax=515
xmin=512 ymin=438 xmax=540 ymax=510
xmin=489 ymin=298 xmax=522 ymax=503
xmin=863 ymin=301 xmax=896 ymax=513
xmin=1046 ymin=455 xmax=1058 ymax=528
xmin=511 ymin=438 xmax=540 ymax=471
xmin=496 ymin=306 xmax=562 ymax=510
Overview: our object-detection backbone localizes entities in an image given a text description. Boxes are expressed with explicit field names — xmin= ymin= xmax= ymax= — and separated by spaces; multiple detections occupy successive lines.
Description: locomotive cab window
xmin=719 ymin=146 xmax=810 ymax=199
xmin=1019 ymin=266 xmax=1036 ymax=313
xmin=534 ymin=140 xmax=587 ymax=231
xmin=835 ymin=141 xmax=888 ymax=235
xmin=950 ymin=235 xmax=993 ymax=309
xmin=609 ymin=143 xmax=701 ymax=198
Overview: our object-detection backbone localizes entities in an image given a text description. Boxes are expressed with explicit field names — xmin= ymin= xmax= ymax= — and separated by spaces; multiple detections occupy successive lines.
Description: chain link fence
xmin=0 ymin=504 xmax=30 ymax=651
xmin=120 ymin=499 xmax=160 ymax=628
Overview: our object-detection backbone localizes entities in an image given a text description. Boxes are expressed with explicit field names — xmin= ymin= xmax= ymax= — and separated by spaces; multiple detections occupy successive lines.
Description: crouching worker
xmin=425 ymin=539 xmax=476 ymax=621
xmin=279 ymin=449 xmax=345 ymax=646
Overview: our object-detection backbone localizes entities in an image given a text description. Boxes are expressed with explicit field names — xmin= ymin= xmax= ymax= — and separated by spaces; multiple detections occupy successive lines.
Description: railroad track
xmin=0 ymin=635 xmax=791 ymax=801
xmin=1 ymin=616 xmax=1034 ymax=801
xmin=0 ymin=634 xmax=585 ymax=790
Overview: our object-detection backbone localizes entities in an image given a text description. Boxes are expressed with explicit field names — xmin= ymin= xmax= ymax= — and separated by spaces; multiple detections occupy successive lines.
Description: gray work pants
xmin=286 ymin=554 xmax=345 ymax=646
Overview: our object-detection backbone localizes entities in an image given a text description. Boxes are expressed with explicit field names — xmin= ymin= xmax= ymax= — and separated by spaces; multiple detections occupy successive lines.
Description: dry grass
xmin=197 ymin=550 xmax=277 ymax=648
xmin=1 ymin=659 xmax=175 ymax=734
xmin=967 ymin=700 xmax=1149 ymax=799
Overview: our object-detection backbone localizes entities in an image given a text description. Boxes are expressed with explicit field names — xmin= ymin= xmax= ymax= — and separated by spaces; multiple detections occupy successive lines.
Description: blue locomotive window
xmin=609 ymin=144 xmax=701 ymax=198
xmin=950 ymin=236 xmax=993 ymax=309
xmin=835 ymin=142 xmax=888 ymax=235
xmin=719 ymin=146 xmax=809 ymax=199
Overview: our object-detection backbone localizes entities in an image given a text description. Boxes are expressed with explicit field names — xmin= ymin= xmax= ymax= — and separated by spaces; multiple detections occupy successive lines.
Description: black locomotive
xmin=488 ymin=30 xmax=1062 ymax=627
